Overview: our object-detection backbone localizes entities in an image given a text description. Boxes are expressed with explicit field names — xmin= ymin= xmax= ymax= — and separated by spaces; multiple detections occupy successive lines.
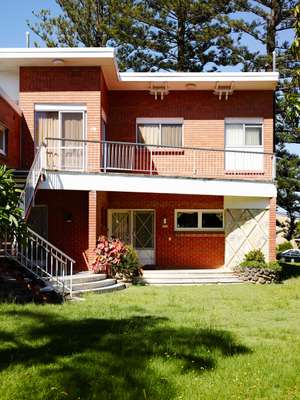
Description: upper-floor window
xmin=0 ymin=122 xmax=7 ymax=156
xmin=225 ymin=118 xmax=263 ymax=148
xmin=137 ymin=118 xmax=183 ymax=147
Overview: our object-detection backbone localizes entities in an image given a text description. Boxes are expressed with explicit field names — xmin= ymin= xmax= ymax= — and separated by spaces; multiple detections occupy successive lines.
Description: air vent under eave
xmin=213 ymin=82 xmax=234 ymax=100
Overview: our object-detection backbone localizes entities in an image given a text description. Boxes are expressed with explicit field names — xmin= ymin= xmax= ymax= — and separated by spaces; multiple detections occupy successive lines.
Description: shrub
xmin=266 ymin=261 xmax=282 ymax=272
xmin=239 ymin=260 xmax=264 ymax=269
xmin=276 ymin=241 xmax=293 ymax=254
xmin=91 ymin=236 xmax=142 ymax=281
xmin=244 ymin=249 xmax=265 ymax=263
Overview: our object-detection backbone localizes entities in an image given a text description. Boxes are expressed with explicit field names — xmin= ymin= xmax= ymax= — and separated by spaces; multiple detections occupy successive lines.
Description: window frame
xmin=0 ymin=122 xmax=8 ymax=156
xmin=136 ymin=118 xmax=184 ymax=147
xmin=224 ymin=118 xmax=264 ymax=149
xmin=174 ymin=209 xmax=224 ymax=231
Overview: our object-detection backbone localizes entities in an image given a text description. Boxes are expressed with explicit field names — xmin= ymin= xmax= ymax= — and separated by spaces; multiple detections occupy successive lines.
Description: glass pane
xmin=61 ymin=112 xmax=84 ymax=141
xmin=0 ymin=126 xmax=5 ymax=151
xmin=137 ymin=124 xmax=160 ymax=145
xmin=112 ymin=212 xmax=131 ymax=243
xmin=161 ymin=124 xmax=182 ymax=146
xmin=133 ymin=211 xmax=154 ymax=249
xmin=177 ymin=212 xmax=198 ymax=229
xmin=245 ymin=126 xmax=262 ymax=146
xmin=225 ymin=124 xmax=244 ymax=147
xmin=35 ymin=111 xmax=59 ymax=146
xmin=202 ymin=212 xmax=223 ymax=229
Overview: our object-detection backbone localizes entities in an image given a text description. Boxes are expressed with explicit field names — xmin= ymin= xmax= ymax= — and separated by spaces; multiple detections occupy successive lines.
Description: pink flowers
xmin=91 ymin=236 xmax=128 ymax=274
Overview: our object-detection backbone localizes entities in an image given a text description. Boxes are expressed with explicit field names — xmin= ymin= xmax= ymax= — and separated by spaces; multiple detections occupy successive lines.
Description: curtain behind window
xmin=161 ymin=124 xmax=182 ymax=146
xmin=225 ymin=124 xmax=244 ymax=147
xmin=35 ymin=112 xmax=59 ymax=146
xmin=138 ymin=124 xmax=160 ymax=145
xmin=245 ymin=126 xmax=262 ymax=146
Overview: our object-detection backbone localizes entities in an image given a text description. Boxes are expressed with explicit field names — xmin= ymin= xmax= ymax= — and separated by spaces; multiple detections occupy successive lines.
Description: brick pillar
xmin=269 ymin=197 xmax=277 ymax=261
xmin=87 ymin=191 xmax=97 ymax=266
xmin=96 ymin=191 xmax=108 ymax=236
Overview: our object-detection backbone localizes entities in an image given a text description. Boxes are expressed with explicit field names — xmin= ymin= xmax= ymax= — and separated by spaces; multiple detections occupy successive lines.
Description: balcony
xmin=44 ymin=138 xmax=275 ymax=182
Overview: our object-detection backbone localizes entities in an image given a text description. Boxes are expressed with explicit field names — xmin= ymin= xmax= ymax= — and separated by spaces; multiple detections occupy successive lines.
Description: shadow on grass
xmin=280 ymin=262 xmax=300 ymax=280
xmin=0 ymin=310 xmax=251 ymax=399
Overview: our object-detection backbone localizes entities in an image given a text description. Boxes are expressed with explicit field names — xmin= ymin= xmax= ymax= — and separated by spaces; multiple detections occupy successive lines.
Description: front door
xmin=109 ymin=210 xmax=155 ymax=266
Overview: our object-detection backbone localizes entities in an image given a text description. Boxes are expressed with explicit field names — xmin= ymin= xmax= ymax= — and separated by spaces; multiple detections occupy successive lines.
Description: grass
xmin=0 ymin=278 xmax=300 ymax=399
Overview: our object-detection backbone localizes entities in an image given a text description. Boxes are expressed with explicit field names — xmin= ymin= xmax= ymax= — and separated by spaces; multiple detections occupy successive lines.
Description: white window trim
xmin=224 ymin=118 xmax=264 ymax=149
xmin=174 ymin=209 xmax=224 ymax=231
xmin=35 ymin=104 xmax=87 ymax=112
xmin=136 ymin=117 xmax=184 ymax=146
xmin=0 ymin=123 xmax=7 ymax=156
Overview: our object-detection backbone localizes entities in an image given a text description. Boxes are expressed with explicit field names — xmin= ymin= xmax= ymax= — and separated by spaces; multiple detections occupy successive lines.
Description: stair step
xmin=138 ymin=277 xmax=241 ymax=285
xmin=142 ymin=273 xmax=237 ymax=279
xmin=62 ymin=272 xmax=107 ymax=284
xmin=72 ymin=282 xmax=126 ymax=295
xmin=71 ymin=278 xmax=116 ymax=291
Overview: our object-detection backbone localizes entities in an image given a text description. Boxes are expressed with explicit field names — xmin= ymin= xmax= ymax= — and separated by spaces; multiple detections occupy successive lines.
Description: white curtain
xmin=61 ymin=113 xmax=83 ymax=141
xmin=35 ymin=111 xmax=59 ymax=146
xmin=245 ymin=126 xmax=262 ymax=146
xmin=161 ymin=124 xmax=182 ymax=146
xmin=137 ymin=124 xmax=160 ymax=145
xmin=225 ymin=124 xmax=244 ymax=147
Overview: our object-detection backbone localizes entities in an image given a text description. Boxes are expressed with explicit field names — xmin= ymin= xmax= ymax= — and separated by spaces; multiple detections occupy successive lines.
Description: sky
xmin=0 ymin=0 xmax=298 ymax=154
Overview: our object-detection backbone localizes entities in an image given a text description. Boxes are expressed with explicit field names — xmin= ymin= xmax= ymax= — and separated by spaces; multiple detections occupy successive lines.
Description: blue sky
xmin=0 ymin=1 xmax=298 ymax=154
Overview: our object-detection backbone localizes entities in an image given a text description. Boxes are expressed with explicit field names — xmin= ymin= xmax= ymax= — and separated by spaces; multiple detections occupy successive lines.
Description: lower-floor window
xmin=175 ymin=209 xmax=224 ymax=231
xmin=0 ymin=122 xmax=7 ymax=156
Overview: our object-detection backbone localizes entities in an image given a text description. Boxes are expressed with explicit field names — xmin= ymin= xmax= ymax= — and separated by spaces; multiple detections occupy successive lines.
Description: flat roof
xmin=0 ymin=47 xmax=279 ymax=91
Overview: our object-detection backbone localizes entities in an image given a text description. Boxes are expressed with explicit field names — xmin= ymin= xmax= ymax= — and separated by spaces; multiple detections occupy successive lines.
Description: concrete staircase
xmin=13 ymin=170 xmax=29 ymax=190
xmin=138 ymin=269 xmax=241 ymax=285
xmin=61 ymin=272 xmax=127 ymax=295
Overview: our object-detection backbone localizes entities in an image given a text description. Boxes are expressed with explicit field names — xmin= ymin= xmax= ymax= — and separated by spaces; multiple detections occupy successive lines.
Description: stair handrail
xmin=20 ymin=143 xmax=46 ymax=218
xmin=2 ymin=227 xmax=75 ymax=297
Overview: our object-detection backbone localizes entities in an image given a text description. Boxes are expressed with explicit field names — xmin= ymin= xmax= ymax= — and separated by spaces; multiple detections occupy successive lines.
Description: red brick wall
xmin=0 ymin=96 xmax=21 ymax=169
xmin=35 ymin=190 xmax=89 ymax=272
xmin=107 ymin=192 xmax=224 ymax=268
xmin=19 ymin=67 xmax=103 ymax=169
xmin=107 ymin=90 xmax=274 ymax=181
xmin=108 ymin=90 xmax=274 ymax=152
xmin=269 ymin=197 xmax=277 ymax=261
xmin=20 ymin=67 xmax=101 ymax=92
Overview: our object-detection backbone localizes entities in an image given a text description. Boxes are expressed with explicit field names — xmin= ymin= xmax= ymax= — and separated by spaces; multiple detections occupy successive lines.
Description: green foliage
xmin=239 ymin=260 xmax=264 ymax=269
xmin=92 ymin=236 xmax=141 ymax=281
xmin=0 ymin=166 xmax=27 ymax=239
xmin=244 ymin=249 xmax=265 ymax=263
xmin=266 ymin=261 xmax=282 ymax=272
xmin=239 ymin=260 xmax=282 ymax=272
xmin=28 ymin=0 xmax=241 ymax=72
xmin=276 ymin=241 xmax=293 ymax=254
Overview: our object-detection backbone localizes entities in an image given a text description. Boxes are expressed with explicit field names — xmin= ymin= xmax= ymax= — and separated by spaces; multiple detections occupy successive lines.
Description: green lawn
xmin=1 ymin=278 xmax=300 ymax=400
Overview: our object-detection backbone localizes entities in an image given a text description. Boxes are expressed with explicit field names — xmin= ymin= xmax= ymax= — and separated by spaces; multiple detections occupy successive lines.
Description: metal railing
xmin=0 ymin=227 xmax=75 ymax=297
xmin=44 ymin=138 xmax=275 ymax=180
xmin=20 ymin=144 xmax=46 ymax=217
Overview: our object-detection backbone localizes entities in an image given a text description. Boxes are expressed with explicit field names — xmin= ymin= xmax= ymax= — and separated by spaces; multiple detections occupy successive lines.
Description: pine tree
xmin=28 ymin=0 xmax=240 ymax=72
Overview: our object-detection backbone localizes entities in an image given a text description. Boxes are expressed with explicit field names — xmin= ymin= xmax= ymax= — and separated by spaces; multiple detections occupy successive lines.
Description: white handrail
xmin=20 ymin=144 xmax=46 ymax=217
xmin=0 ymin=227 xmax=75 ymax=297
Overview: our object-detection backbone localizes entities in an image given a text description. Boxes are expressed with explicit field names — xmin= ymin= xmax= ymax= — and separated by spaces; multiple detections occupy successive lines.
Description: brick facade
xmin=19 ymin=66 xmax=103 ymax=169
xmin=269 ymin=197 xmax=277 ymax=261
xmin=0 ymin=95 xmax=21 ymax=168
xmin=107 ymin=192 xmax=225 ymax=268
xmin=35 ymin=190 xmax=89 ymax=272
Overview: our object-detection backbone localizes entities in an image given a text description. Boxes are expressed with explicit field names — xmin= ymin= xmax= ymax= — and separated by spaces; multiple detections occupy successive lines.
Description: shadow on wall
xmin=0 ymin=310 xmax=251 ymax=399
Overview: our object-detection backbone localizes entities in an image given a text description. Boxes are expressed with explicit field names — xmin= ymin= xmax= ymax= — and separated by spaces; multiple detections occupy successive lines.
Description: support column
xmin=87 ymin=190 xmax=97 ymax=267
xmin=269 ymin=197 xmax=277 ymax=261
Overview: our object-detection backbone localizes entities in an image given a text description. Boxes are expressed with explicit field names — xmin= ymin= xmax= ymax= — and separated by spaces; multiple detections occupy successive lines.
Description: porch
xmin=32 ymin=190 xmax=275 ymax=272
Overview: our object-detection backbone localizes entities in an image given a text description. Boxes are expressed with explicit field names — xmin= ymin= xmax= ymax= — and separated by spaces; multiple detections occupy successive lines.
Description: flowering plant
xmin=91 ymin=236 xmax=142 ymax=281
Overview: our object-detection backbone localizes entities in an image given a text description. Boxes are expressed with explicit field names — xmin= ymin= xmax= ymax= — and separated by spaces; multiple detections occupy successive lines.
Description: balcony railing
xmin=45 ymin=138 xmax=275 ymax=181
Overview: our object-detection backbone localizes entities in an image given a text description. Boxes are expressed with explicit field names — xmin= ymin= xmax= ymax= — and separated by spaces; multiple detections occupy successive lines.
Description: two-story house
xmin=0 ymin=48 xmax=278 ymax=274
